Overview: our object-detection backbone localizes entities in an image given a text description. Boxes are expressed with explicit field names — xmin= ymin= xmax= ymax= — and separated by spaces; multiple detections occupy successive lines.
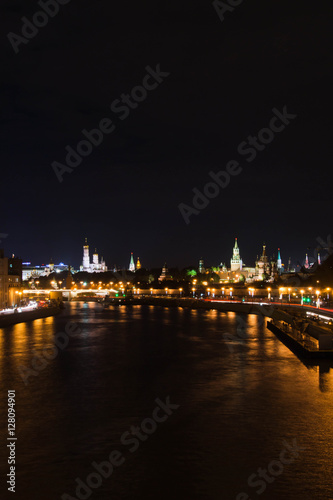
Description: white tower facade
xmin=129 ymin=253 xmax=135 ymax=272
xmin=230 ymin=238 xmax=242 ymax=271
xmin=93 ymin=249 xmax=99 ymax=265
xmin=80 ymin=239 xmax=107 ymax=272
xmin=83 ymin=239 xmax=90 ymax=271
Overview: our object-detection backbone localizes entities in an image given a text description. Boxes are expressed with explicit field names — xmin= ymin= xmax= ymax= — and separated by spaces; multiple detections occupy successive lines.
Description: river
xmin=1 ymin=302 xmax=333 ymax=499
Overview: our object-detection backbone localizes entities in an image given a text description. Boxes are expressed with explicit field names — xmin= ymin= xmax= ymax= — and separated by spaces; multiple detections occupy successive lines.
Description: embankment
xmin=0 ymin=307 xmax=61 ymax=328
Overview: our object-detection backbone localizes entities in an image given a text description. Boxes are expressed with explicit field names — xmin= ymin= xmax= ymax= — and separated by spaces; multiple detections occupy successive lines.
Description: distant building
xmin=22 ymin=260 xmax=69 ymax=280
xmin=277 ymin=248 xmax=282 ymax=272
xmin=230 ymin=238 xmax=242 ymax=271
xmin=80 ymin=239 xmax=107 ymax=273
xmin=136 ymin=257 xmax=141 ymax=270
xmin=9 ymin=255 xmax=22 ymax=279
xmin=129 ymin=253 xmax=135 ymax=272
xmin=217 ymin=239 xmax=254 ymax=282
xmin=0 ymin=249 xmax=22 ymax=308
xmin=254 ymin=244 xmax=278 ymax=281
xmin=198 ymin=258 xmax=205 ymax=274
xmin=158 ymin=263 xmax=172 ymax=282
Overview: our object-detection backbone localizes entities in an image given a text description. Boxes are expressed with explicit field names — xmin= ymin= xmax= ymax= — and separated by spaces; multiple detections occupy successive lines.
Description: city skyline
xmin=2 ymin=234 xmax=327 ymax=273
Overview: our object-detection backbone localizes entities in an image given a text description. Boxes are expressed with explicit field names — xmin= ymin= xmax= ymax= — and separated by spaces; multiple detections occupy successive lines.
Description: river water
xmin=1 ymin=302 xmax=333 ymax=500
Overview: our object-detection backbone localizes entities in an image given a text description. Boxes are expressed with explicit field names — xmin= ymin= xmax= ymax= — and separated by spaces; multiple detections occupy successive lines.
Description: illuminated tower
xmin=158 ymin=263 xmax=172 ymax=282
xmin=136 ymin=257 xmax=141 ymax=270
xmin=83 ymin=238 xmax=90 ymax=271
xmin=304 ymin=253 xmax=309 ymax=269
xmin=230 ymin=238 xmax=242 ymax=271
xmin=93 ymin=249 xmax=99 ymax=265
xmin=199 ymin=258 xmax=205 ymax=274
xmin=129 ymin=253 xmax=135 ymax=272
xmin=277 ymin=248 xmax=282 ymax=271
xmin=318 ymin=253 xmax=321 ymax=265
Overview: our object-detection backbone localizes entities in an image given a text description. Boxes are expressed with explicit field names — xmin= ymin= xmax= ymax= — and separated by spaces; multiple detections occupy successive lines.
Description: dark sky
xmin=1 ymin=0 xmax=332 ymax=270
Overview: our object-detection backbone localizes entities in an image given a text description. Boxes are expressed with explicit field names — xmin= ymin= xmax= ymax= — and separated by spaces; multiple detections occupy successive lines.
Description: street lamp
xmin=316 ymin=290 xmax=320 ymax=308
xmin=165 ymin=288 xmax=168 ymax=296
xmin=179 ymin=288 xmax=183 ymax=297
xmin=150 ymin=288 xmax=153 ymax=295
xmin=288 ymin=288 xmax=291 ymax=304
xmin=192 ymin=287 xmax=196 ymax=298
xmin=326 ymin=287 xmax=331 ymax=307
xmin=229 ymin=287 xmax=233 ymax=298
xmin=267 ymin=287 xmax=271 ymax=301
xmin=212 ymin=288 xmax=215 ymax=298
xmin=300 ymin=289 xmax=304 ymax=306
xmin=279 ymin=287 xmax=284 ymax=305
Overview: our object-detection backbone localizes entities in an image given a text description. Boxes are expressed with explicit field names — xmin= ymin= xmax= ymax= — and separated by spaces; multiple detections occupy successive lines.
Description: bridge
xmin=23 ymin=288 xmax=119 ymax=300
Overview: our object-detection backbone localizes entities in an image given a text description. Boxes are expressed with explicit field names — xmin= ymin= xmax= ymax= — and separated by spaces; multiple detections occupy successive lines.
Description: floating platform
xmin=267 ymin=320 xmax=333 ymax=359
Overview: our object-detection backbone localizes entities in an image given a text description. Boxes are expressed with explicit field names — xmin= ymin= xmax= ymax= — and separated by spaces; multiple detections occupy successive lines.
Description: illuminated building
xmin=136 ymin=257 xmax=141 ymax=270
xmin=158 ymin=263 xmax=172 ymax=282
xmin=0 ymin=249 xmax=22 ymax=308
xmin=198 ymin=258 xmax=205 ymax=274
xmin=22 ymin=261 xmax=68 ymax=280
xmin=254 ymin=244 xmax=278 ymax=281
xmin=230 ymin=238 xmax=242 ymax=271
xmin=129 ymin=253 xmax=135 ymax=272
xmin=277 ymin=248 xmax=282 ymax=272
xmin=218 ymin=239 xmax=254 ymax=282
xmin=80 ymin=238 xmax=107 ymax=273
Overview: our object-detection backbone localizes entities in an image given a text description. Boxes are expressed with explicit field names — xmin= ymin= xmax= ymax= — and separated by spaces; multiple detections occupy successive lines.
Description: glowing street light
xmin=179 ymin=288 xmax=183 ymax=297
xmin=300 ymin=289 xmax=304 ymax=306
xmin=165 ymin=288 xmax=168 ymax=295
xmin=288 ymin=287 xmax=291 ymax=303
xmin=316 ymin=290 xmax=320 ymax=308
xmin=326 ymin=287 xmax=331 ymax=303
xmin=192 ymin=287 xmax=196 ymax=298
xmin=267 ymin=287 xmax=271 ymax=300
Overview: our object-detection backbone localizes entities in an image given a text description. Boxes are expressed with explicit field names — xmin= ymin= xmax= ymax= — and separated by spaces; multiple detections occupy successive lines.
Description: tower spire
xmin=277 ymin=248 xmax=282 ymax=271
xmin=129 ymin=252 xmax=135 ymax=272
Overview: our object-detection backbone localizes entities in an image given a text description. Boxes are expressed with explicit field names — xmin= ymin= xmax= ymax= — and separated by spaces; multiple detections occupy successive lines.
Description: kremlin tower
xmin=129 ymin=253 xmax=135 ymax=272
xmin=230 ymin=238 xmax=242 ymax=272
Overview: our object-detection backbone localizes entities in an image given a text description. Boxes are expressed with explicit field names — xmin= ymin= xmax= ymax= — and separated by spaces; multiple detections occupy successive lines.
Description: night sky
xmin=1 ymin=0 xmax=332 ymax=270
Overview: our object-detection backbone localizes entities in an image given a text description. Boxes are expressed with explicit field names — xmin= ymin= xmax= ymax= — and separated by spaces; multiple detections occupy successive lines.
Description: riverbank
xmin=0 ymin=307 xmax=61 ymax=328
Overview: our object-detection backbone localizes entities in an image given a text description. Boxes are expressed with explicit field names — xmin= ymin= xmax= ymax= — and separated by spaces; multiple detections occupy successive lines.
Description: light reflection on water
xmin=0 ymin=302 xmax=333 ymax=499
